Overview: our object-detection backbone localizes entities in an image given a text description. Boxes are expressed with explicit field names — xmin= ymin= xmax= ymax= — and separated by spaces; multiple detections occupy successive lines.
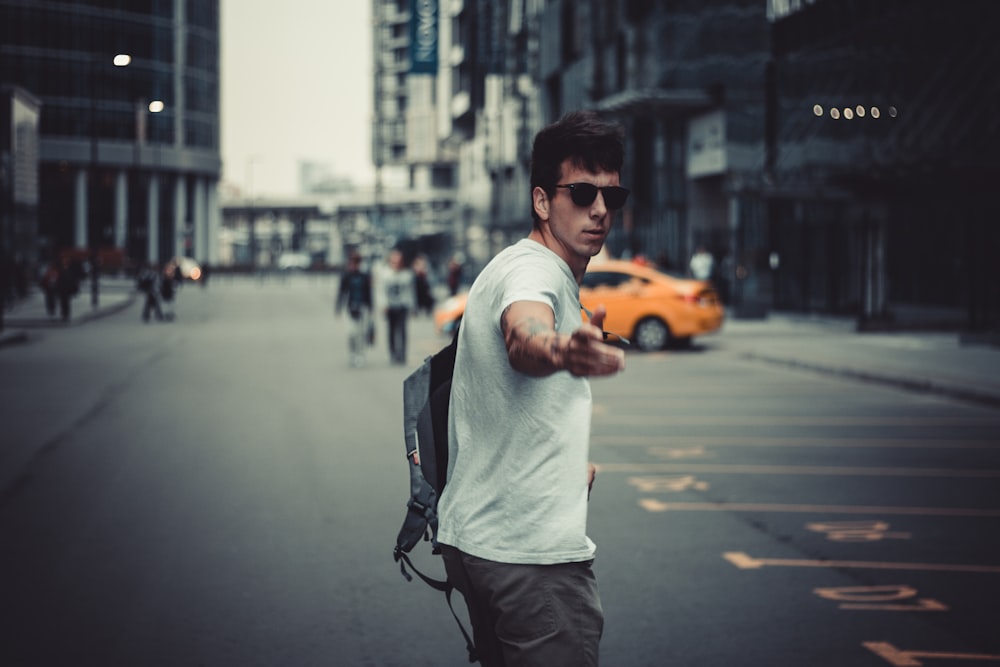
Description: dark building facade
xmin=374 ymin=1 xmax=998 ymax=330
xmin=0 ymin=85 xmax=40 ymax=317
xmin=764 ymin=0 xmax=1000 ymax=329
xmin=539 ymin=0 xmax=772 ymax=311
xmin=1 ymin=86 xmax=40 ymax=262
xmin=0 ymin=0 xmax=221 ymax=270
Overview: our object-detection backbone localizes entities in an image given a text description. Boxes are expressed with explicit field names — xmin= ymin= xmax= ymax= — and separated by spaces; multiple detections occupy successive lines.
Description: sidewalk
xmin=713 ymin=313 xmax=1000 ymax=410
xmin=0 ymin=277 xmax=137 ymax=345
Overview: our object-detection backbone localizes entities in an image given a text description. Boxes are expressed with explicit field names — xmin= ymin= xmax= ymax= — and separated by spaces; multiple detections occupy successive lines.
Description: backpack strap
xmin=393 ymin=550 xmax=478 ymax=664
xmin=393 ymin=474 xmax=438 ymax=556
xmin=396 ymin=331 xmax=476 ymax=662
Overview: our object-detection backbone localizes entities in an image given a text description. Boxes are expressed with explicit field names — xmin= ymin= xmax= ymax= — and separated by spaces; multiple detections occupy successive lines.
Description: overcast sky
xmin=220 ymin=0 xmax=375 ymax=198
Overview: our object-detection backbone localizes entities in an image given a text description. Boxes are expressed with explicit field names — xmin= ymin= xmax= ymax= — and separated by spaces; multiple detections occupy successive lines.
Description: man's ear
xmin=532 ymin=186 xmax=550 ymax=221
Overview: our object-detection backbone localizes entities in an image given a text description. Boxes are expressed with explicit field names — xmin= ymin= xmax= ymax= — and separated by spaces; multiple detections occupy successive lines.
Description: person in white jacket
xmin=380 ymin=248 xmax=415 ymax=365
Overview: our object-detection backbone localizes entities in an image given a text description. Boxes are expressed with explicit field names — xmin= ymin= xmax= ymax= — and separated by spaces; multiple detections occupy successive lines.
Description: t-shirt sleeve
xmin=494 ymin=258 xmax=563 ymax=324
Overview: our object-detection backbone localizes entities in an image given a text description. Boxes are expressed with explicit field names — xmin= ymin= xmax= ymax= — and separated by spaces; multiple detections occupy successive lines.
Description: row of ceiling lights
xmin=813 ymin=104 xmax=898 ymax=120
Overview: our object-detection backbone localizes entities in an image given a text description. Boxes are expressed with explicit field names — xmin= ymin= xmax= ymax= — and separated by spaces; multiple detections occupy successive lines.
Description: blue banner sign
xmin=410 ymin=0 xmax=438 ymax=74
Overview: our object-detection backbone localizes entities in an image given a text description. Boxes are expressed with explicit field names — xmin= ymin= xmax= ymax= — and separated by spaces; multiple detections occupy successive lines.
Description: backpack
xmin=393 ymin=332 xmax=477 ymax=663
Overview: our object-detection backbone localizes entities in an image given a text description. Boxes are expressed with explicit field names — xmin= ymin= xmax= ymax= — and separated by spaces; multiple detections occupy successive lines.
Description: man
xmin=381 ymin=248 xmax=415 ymax=365
xmin=137 ymin=262 xmax=163 ymax=323
xmin=689 ymin=245 xmax=714 ymax=281
xmin=437 ymin=111 xmax=628 ymax=666
xmin=335 ymin=251 xmax=373 ymax=367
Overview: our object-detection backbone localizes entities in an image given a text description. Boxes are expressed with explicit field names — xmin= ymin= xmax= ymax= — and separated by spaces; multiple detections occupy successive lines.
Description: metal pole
xmin=88 ymin=26 xmax=100 ymax=307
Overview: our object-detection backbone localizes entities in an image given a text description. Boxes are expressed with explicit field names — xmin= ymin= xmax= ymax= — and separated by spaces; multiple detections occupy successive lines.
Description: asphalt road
xmin=1 ymin=275 xmax=998 ymax=666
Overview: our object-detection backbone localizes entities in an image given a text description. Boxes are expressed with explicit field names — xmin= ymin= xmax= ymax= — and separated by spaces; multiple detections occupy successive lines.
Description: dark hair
xmin=529 ymin=110 xmax=625 ymax=222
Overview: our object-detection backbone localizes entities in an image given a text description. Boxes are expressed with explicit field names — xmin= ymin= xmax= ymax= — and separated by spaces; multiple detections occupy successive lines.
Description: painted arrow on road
xmin=724 ymin=551 xmax=1000 ymax=574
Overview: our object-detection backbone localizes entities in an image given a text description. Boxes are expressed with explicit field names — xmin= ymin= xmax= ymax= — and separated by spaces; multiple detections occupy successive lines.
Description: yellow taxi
xmin=434 ymin=259 xmax=724 ymax=351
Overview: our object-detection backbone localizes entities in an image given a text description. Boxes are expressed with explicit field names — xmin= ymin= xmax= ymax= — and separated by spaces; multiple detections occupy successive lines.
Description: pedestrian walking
xmin=137 ymin=263 xmax=163 ymax=322
xmin=159 ymin=267 xmax=177 ymax=321
xmin=436 ymin=110 xmax=628 ymax=666
xmin=689 ymin=245 xmax=714 ymax=281
xmin=335 ymin=251 xmax=373 ymax=367
xmin=380 ymin=249 xmax=415 ymax=365
xmin=55 ymin=256 xmax=79 ymax=322
xmin=412 ymin=254 xmax=435 ymax=316
xmin=446 ymin=255 xmax=463 ymax=296
xmin=40 ymin=261 xmax=60 ymax=317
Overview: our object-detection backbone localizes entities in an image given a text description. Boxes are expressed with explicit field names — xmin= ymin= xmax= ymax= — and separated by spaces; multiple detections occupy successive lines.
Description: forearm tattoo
xmin=502 ymin=306 xmax=563 ymax=373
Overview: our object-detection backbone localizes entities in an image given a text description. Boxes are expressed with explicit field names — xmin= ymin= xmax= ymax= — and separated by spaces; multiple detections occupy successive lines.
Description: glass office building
xmin=0 ymin=0 xmax=221 ymax=269
xmin=765 ymin=0 xmax=999 ymax=328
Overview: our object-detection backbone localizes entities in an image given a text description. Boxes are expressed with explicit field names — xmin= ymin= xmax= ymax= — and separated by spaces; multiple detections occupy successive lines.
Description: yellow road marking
xmin=864 ymin=641 xmax=1000 ymax=665
xmin=592 ymin=414 xmax=1000 ymax=426
xmin=724 ymin=551 xmax=1000 ymax=574
xmin=591 ymin=435 xmax=1000 ymax=449
xmin=598 ymin=462 xmax=1000 ymax=477
xmin=815 ymin=585 xmax=945 ymax=612
xmin=806 ymin=520 xmax=910 ymax=542
xmin=835 ymin=599 xmax=947 ymax=612
xmin=629 ymin=475 xmax=709 ymax=492
xmin=636 ymin=500 xmax=1000 ymax=517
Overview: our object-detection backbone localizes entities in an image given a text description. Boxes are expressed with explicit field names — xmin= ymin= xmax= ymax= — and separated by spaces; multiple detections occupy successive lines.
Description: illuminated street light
xmin=90 ymin=52 xmax=133 ymax=306
xmin=148 ymin=100 xmax=164 ymax=113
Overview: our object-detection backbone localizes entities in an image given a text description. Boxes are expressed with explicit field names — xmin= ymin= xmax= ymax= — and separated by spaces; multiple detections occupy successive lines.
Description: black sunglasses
xmin=555 ymin=183 xmax=630 ymax=210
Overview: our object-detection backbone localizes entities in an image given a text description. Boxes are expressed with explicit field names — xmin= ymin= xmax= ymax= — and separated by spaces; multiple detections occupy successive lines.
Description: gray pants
xmin=441 ymin=545 xmax=603 ymax=667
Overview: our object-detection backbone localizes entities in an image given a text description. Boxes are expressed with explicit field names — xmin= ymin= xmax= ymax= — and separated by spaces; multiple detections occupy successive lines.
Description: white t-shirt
xmin=437 ymin=239 xmax=596 ymax=565
xmin=382 ymin=267 xmax=415 ymax=310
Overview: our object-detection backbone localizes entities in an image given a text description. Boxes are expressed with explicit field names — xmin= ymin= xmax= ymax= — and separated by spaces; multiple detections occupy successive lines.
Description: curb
xmin=69 ymin=293 xmax=137 ymax=326
xmin=0 ymin=293 xmax=136 ymax=346
xmin=741 ymin=352 xmax=1000 ymax=411
xmin=0 ymin=329 xmax=29 ymax=348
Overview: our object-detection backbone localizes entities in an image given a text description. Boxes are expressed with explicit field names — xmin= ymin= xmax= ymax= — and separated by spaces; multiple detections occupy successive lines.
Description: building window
xmin=560 ymin=1 xmax=587 ymax=63
xmin=431 ymin=165 xmax=454 ymax=188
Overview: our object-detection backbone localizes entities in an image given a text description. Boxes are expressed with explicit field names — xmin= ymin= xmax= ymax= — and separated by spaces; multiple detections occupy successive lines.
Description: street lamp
xmin=132 ymin=96 xmax=162 ymax=266
xmin=86 ymin=52 xmax=133 ymax=307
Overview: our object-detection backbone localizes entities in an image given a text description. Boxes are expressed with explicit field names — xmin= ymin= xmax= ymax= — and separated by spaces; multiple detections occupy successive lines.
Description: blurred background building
xmin=3 ymin=1 xmax=997 ymax=333
xmin=764 ymin=0 xmax=999 ymax=330
xmin=0 ymin=0 xmax=221 ymax=275
xmin=373 ymin=0 xmax=998 ymax=331
xmin=370 ymin=0 xmax=460 ymax=269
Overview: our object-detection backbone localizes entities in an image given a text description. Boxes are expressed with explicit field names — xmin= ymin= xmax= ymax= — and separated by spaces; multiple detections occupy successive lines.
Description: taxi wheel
xmin=634 ymin=317 xmax=670 ymax=352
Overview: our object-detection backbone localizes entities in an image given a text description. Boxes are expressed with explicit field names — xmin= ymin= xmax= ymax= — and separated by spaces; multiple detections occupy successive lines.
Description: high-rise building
xmin=371 ymin=0 xmax=458 ymax=260
xmin=449 ymin=0 xmax=543 ymax=257
xmin=0 ymin=0 xmax=222 ymax=269
xmin=370 ymin=0 xmax=998 ymax=330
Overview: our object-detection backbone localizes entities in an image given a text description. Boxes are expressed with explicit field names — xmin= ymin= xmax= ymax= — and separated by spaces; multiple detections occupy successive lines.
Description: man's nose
xmin=592 ymin=191 xmax=609 ymax=215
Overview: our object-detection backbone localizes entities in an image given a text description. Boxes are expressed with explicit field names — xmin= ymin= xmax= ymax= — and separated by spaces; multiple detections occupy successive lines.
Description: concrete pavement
xmin=711 ymin=314 xmax=1000 ymax=410
xmin=2 ymin=281 xmax=998 ymax=409
xmin=0 ymin=277 xmax=136 ymax=344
